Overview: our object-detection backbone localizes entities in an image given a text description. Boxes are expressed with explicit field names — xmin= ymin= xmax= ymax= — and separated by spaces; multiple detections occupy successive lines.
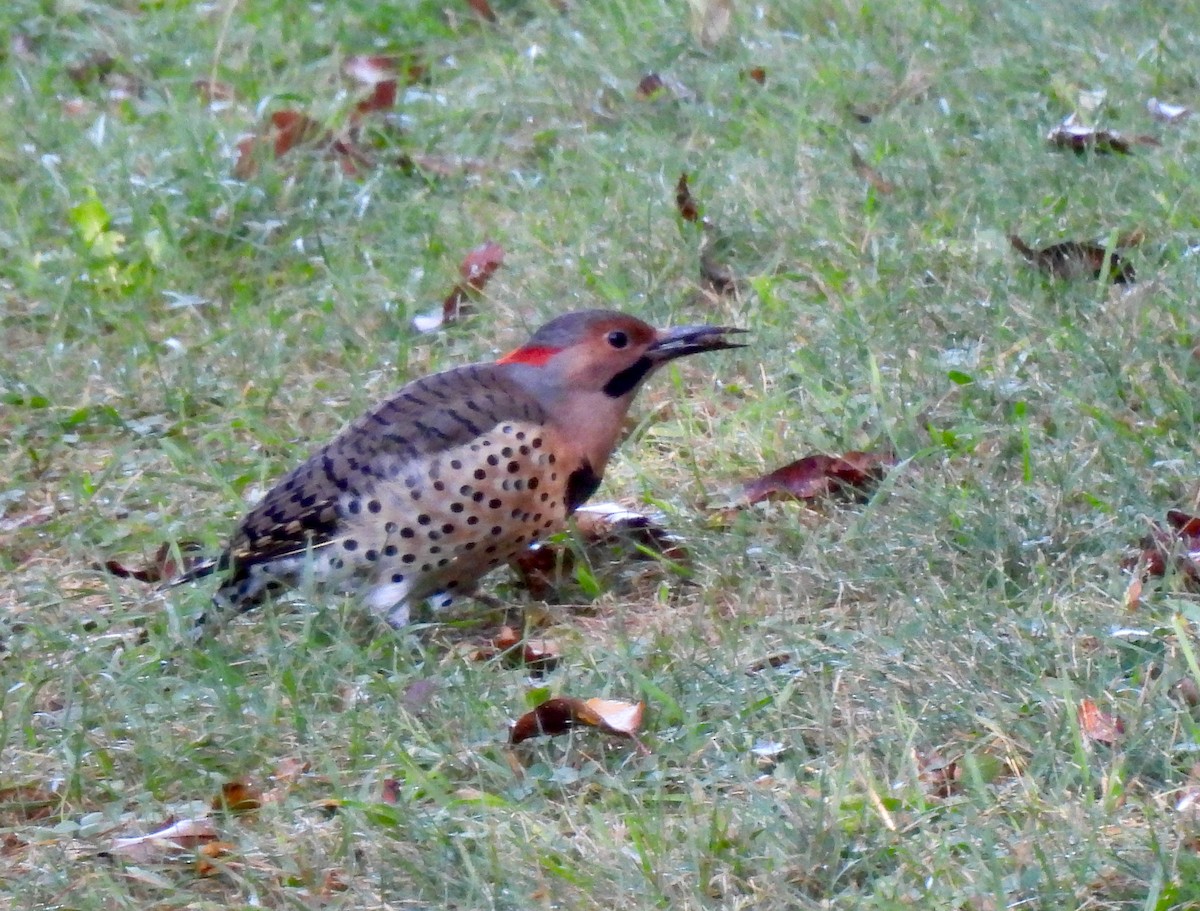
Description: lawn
xmin=4 ymin=0 xmax=1200 ymax=908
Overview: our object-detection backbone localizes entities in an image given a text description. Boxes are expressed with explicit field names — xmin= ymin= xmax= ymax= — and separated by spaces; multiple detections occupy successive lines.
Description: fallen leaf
xmin=193 ymin=79 xmax=235 ymax=104
xmin=234 ymin=109 xmax=373 ymax=179
xmin=746 ymin=653 xmax=793 ymax=674
xmin=700 ymin=228 xmax=736 ymax=294
xmin=101 ymin=541 xmax=205 ymax=584
xmin=354 ymin=80 xmax=398 ymax=117
xmin=636 ymin=73 xmax=667 ymax=100
xmin=397 ymin=153 xmax=490 ymax=178
xmin=676 ymin=172 xmax=701 ymax=223
xmin=0 ymin=785 xmax=59 ymax=822
xmin=468 ymin=0 xmax=498 ymax=21
xmin=413 ymin=241 xmax=505 ymax=333
xmin=477 ymin=626 xmax=561 ymax=675
xmin=850 ymin=148 xmax=896 ymax=194
xmin=915 ymin=749 xmax=961 ymax=798
xmin=1147 ymin=97 xmax=1190 ymax=123
xmin=509 ymin=503 xmax=686 ymax=598
xmin=1122 ymin=573 xmax=1144 ymax=611
xmin=320 ymin=869 xmax=350 ymax=895
xmin=67 ymin=52 xmax=117 ymax=86
xmin=194 ymin=840 xmax=236 ymax=876
xmin=1009 ymin=234 xmax=1134 ymax=284
xmin=1078 ymin=698 xmax=1124 ymax=745
xmin=381 ymin=779 xmax=402 ymax=804
xmin=689 ymin=0 xmax=734 ymax=48
xmin=107 ymin=817 xmax=219 ymax=863
xmin=510 ymin=696 xmax=644 ymax=743
xmin=744 ymin=450 xmax=895 ymax=505
xmin=1124 ymin=509 xmax=1200 ymax=583
xmin=1046 ymin=113 xmax=1159 ymax=154
xmin=271 ymin=757 xmax=310 ymax=784
xmin=211 ymin=780 xmax=262 ymax=814
xmin=9 ymin=32 xmax=37 ymax=60
xmin=344 ymin=54 xmax=396 ymax=85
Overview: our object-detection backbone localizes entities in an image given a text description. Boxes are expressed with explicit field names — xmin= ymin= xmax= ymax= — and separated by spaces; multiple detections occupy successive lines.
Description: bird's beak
xmin=646 ymin=324 xmax=748 ymax=364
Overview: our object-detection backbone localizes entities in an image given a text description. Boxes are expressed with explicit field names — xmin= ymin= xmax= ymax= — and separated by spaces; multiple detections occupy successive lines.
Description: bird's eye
xmin=606 ymin=330 xmax=629 ymax=349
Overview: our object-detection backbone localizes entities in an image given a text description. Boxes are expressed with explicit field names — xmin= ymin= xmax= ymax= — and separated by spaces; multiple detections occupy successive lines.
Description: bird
xmin=175 ymin=309 xmax=744 ymax=631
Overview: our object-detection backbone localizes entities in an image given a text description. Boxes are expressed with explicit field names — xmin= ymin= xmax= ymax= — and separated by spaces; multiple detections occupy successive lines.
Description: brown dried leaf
xmin=744 ymin=450 xmax=895 ymax=505
xmin=1078 ymin=698 xmax=1124 ymax=746
xmin=1125 ymin=510 xmax=1200 ymax=584
xmin=101 ymin=541 xmax=204 ymax=584
xmin=1148 ymin=97 xmax=1190 ymax=123
xmin=690 ymin=0 xmax=734 ymax=48
xmin=636 ymin=73 xmax=667 ymax=99
xmin=193 ymin=79 xmax=235 ymax=103
xmin=915 ymin=749 xmax=962 ymax=798
xmin=468 ymin=0 xmax=498 ymax=21
xmin=414 ymin=241 xmax=505 ymax=333
xmin=354 ymin=80 xmax=398 ymax=117
xmin=397 ymin=153 xmax=490 ymax=177
xmin=700 ymin=231 xmax=736 ymax=295
xmin=108 ymin=817 xmax=219 ymax=862
xmin=1046 ymin=114 xmax=1159 ymax=154
xmin=485 ymin=626 xmax=561 ymax=675
xmin=746 ymin=653 xmax=793 ymax=674
xmin=1009 ymin=234 xmax=1134 ymax=284
xmin=67 ymin=52 xmax=117 ymax=86
xmin=850 ymin=148 xmax=896 ymax=194
xmin=271 ymin=757 xmax=310 ymax=784
xmin=380 ymin=779 xmax=402 ymax=804
xmin=211 ymin=780 xmax=262 ymax=814
xmin=676 ymin=172 xmax=700 ymax=222
xmin=0 ymin=785 xmax=58 ymax=822
xmin=510 ymin=696 xmax=644 ymax=743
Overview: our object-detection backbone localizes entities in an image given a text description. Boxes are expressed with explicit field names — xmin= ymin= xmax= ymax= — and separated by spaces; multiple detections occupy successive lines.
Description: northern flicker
xmin=178 ymin=309 xmax=743 ymax=630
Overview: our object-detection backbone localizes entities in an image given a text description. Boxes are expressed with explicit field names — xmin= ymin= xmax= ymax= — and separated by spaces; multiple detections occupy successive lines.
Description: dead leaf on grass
xmin=1078 ymin=698 xmax=1124 ymax=746
xmin=412 ymin=240 xmax=505 ymax=333
xmin=689 ymin=0 xmax=733 ymax=48
xmin=193 ymin=79 xmax=236 ymax=104
xmin=398 ymin=152 xmax=490 ymax=178
xmin=850 ymin=147 xmax=896 ymax=194
xmin=101 ymin=541 xmax=205 ymax=584
xmin=1147 ymin=97 xmax=1190 ymax=123
xmin=107 ymin=816 xmax=219 ymax=863
xmin=509 ymin=502 xmax=686 ymax=598
xmin=743 ymin=450 xmax=895 ymax=505
xmin=0 ymin=785 xmax=59 ymax=822
xmin=1046 ymin=113 xmax=1159 ymax=154
xmin=510 ymin=696 xmax=644 ymax=744
xmin=746 ymin=653 xmax=793 ymax=674
xmin=1124 ymin=509 xmax=1200 ymax=583
xmin=676 ymin=172 xmax=701 ymax=223
xmin=211 ymin=780 xmax=262 ymax=814
xmin=380 ymin=779 xmax=402 ymax=804
xmin=1009 ymin=234 xmax=1135 ymax=284
xmin=467 ymin=0 xmax=499 ymax=22
xmin=67 ymin=52 xmax=117 ymax=87
xmin=635 ymin=72 xmax=694 ymax=102
xmin=699 ymin=229 xmax=737 ymax=295
xmin=474 ymin=625 xmax=561 ymax=675
xmin=915 ymin=748 xmax=962 ymax=798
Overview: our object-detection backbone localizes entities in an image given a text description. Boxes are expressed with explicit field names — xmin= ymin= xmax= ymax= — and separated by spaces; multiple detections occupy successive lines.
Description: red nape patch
xmin=497 ymin=345 xmax=560 ymax=366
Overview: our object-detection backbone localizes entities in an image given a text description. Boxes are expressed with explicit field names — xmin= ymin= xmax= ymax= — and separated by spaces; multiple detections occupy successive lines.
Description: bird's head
xmin=497 ymin=309 xmax=745 ymax=401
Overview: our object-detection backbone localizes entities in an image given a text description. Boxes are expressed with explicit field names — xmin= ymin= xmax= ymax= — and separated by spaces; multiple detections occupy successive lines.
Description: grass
xmin=4 ymin=0 xmax=1200 ymax=907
